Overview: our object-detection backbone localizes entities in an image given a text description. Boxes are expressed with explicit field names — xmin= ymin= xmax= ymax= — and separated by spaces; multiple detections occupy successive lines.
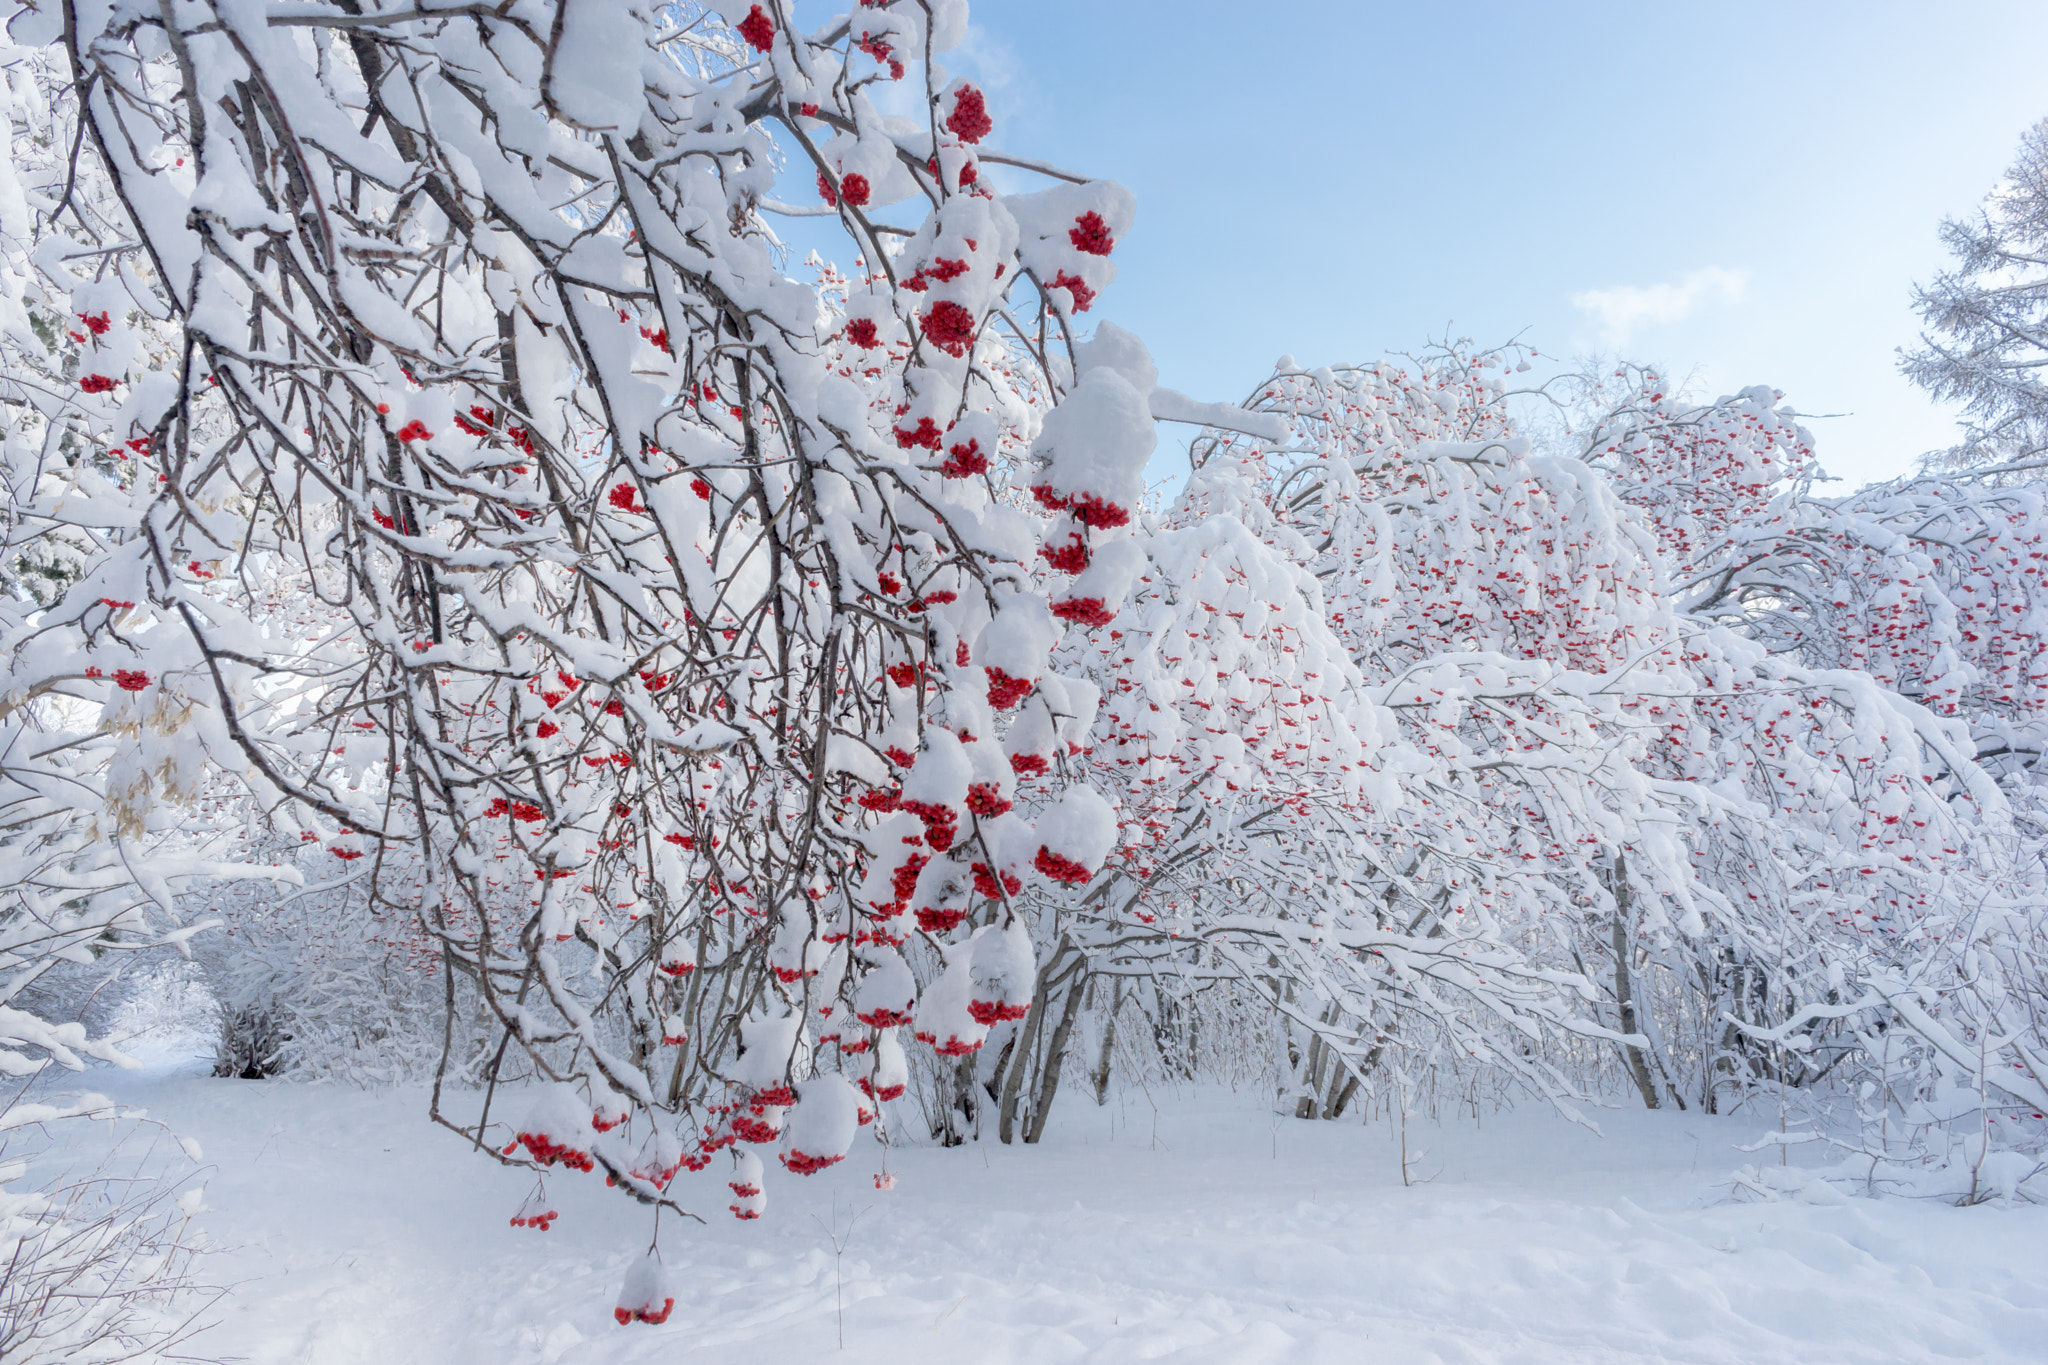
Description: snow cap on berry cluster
xmin=815 ymin=122 xmax=922 ymax=211
xmin=899 ymin=196 xmax=1022 ymax=360
xmin=1006 ymin=180 xmax=1135 ymax=317
xmin=912 ymin=940 xmax=989 ymax=1056
xmin=1050 ymin=536 xmax=1147 ymax=629
xmin=977 ymin=595 xmax=1058 ymax=710
xmin=1030 ymin=362 xmax=1155 ymax=531
xmin=731 ymin=1014 xmax=809 ymax=1095
xmin=514 ymin=1085 xmax=598 ymax=1170
xmin=782 ymin=1075 xmax=863 ymax=1174
xmin=856 ymin=811 xmax=929 ymax=917
xmin=629 ymin=1127 xmax=688 ymax=1191
xmin=728 ymin=1149 xmax=766 ymax=1220
xmin=590 ymin=1086 xmax=631 ymax=1134
xmin=768 ymin=903 xmax=830 ymax=983
xmin=1031 ymin=785 xmax=1117 ymax=886
xmin=910 ymin=854 xmax=973 ymax=935
xmin=615 ymin=1252 xmax=677 ymax=1326
xmin=1002 ymin=691 xmax=1060 ymax=777
xmin=868 ymin=1026 xmax=910 ymax=1101
xmin=963 ymin=735 xmax=1016 ymax=816
xmin=901 ymin=727 xmax=971 ymax=810
xmin=854 ymin=944 xmax=917 ymax=1028
xmin=966 ymin=919 xmax=1036 ymax=1023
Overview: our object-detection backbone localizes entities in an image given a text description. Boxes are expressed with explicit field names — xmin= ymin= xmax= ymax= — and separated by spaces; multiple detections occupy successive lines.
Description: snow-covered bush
xmin=4 ymin=11 xmax=2042 ymax=1329
xmin=0 ymin=1093 xmax=213 ymax=1365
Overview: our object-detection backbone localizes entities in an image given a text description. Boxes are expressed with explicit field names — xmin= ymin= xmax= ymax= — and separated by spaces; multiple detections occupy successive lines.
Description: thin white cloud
xmin=1571 ymin=267 xmax=1749 ymax=345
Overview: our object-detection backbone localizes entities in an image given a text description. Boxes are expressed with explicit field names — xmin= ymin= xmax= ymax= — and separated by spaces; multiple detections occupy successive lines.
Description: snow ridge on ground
xmin=40 ymin=1045 xmax=2047 ymax=1365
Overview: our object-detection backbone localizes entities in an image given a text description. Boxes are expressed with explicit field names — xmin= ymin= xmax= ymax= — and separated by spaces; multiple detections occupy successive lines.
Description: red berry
xmin=946 ymin=85 xmax=993 ymax=143
xmin=737 ymin=4 xmax=774 ymax=51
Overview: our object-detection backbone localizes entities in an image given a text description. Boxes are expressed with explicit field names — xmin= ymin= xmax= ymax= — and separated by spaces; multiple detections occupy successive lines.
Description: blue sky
xmin=920 ymin=1 xmax=2048 ymax=489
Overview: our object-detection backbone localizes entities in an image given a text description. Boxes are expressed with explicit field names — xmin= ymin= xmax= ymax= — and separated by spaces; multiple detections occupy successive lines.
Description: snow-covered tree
xmin=0 ymin=24 xmax=262 ymax=1354
xmin=1903 ymin=117 xmax=2048 ymax=470
xmin=1558 ymin=361 xmax=2048 ymax=1171
xmin=35 ymin=0 xmax=1207 ymax=1274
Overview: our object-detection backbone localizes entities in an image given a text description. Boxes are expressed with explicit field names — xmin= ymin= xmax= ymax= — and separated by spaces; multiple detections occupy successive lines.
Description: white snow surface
xmin=42 ymin=1050 xmax=2048 ymax=1364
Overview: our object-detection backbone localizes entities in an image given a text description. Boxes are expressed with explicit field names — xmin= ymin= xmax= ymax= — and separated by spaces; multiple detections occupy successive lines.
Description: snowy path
xmin=61 ymin=1062 xmax=2048 ymax=1364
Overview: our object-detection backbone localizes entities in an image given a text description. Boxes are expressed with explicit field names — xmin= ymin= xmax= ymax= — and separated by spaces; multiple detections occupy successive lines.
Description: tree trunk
xmin=1322 ymin=1054 xmax=1359 ymax=1120
xmin=1295 ymin=1002 xmax=1337 ymax=1119
xmin=1612 ymin=854 xmax=1661 ymax=1110
xmin=1091 ymin=978 xmax=1120 ymax=1105
xmin=1025 ymin=970 xmax=1088 ymax=1143
xmin=996 ymin=996 xmax=1042 ymax=1145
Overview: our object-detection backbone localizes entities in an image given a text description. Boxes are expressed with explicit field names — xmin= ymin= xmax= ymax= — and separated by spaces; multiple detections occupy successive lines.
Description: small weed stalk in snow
xmin=813 ymin=1195 xmax=869 ymax=1349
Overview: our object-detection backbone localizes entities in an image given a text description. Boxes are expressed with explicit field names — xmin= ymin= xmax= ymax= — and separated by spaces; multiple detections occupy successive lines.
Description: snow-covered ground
xmin=39 ymin=1037 xmax=2048 ymax=1365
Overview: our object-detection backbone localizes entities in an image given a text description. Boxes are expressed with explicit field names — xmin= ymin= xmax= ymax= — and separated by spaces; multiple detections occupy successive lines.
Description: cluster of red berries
xmin=864 ymin=850 xmax=926 ymax=920
xmin=901 ymin=797 xmax=958 ymax=850
xmin=1068 ymin=211 xmax=1115 ymax=256
xmin=608 ymin=482 xmax=644 ymax=513
xmin=1051 ymin=595 xmax=1114 ymax=627
xmin=452 ymin=408 xmax=492 ymax=437
xmin=79 ymin=374 xmax=117 ymax=394
xmin=395 ymin=419 xmax=433 ymax=442
xmin=736 ymin=4 xmax=773 ymax=51
xmin=921 ymin=300 xmax=976 ymax=357
xmin=964 ymin=782 xmax=1012 ymax=818
xmin=984 ymin=666 xmax=1035 ymax=710
xmin=946 ymin=86 xmax=992 ymax=143
xmin=971 ymin=863 xmax=1022 ymax=899
xmin=513 ymin=1130 xmax=594 ymax=1172
xmin=894 ymin=415 xmax=944 ymax=450
xmin=818 ymin=170 xmax=871 ymax=208
xmin=1050 ymin=270 xmax=1095 ymax=312
xmin=615 ymin=1297 xmax=674 ymax=1326
xmin=729 ymin=1112 xmax=780 ymax=1144
xmin=781 ymin=1149 xmax=842 ymax=1175
xmin=1034 ymin=846 xmax=1091 ymax=885
xmin=968 ymin=997 xmax=1030 ymax=1026
xmin=921 ymin=1029 xmax=982 ymax=1057
xmin=112 ymin=668 xmax=151 ymax=692
xmin=915 ymin=905 xmax=965 ymax=933
xmin=1068 ymin=492 xmax=1130 ymax=529
xmin=509 ymin=1207 xmax=558 ymax=1231
xmin=939 ymin=438 xmax=987 ymax=478
xmin=845 ymin=318 xmax=880 ymax=348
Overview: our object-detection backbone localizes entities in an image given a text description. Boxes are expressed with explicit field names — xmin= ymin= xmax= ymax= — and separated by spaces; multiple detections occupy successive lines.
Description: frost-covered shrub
xmin=0 ymin=1093 xmax=213 ymax=1364
xmin=194 ymin=851 xmax=503 ymax=1086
